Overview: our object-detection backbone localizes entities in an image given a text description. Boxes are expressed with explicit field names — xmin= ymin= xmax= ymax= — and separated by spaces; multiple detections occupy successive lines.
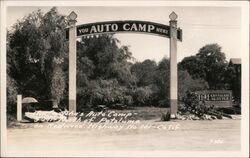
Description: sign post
xmin=17 ymin=95 xmax=22 ymax=121
xmin=68 ymin=11 xmax=77 ymax=114
xmin=169 ymin=12 xmax=178 ymax=118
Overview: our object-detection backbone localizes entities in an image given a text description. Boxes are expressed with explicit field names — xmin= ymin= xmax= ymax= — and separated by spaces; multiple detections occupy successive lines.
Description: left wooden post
xmin=68 ymin=11 xmax=77 ymax=114
xmin=17 ymin=95 xmax=22 ymax=121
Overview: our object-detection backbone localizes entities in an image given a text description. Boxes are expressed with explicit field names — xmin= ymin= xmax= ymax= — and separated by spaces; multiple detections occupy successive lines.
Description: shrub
xmin=132 ymin=86 xmax=153 ymax=106
xmin=77 ymin=79 xmax=134 ymax=111
xmin=161 ymin=108 xmax=171 ymax=121
xmin=181 ymin=91 xmax=217 ymax=117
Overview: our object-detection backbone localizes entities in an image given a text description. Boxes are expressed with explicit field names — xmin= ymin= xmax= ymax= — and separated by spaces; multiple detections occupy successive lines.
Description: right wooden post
xmin=169 ymin=12 xmax=178 ymax=118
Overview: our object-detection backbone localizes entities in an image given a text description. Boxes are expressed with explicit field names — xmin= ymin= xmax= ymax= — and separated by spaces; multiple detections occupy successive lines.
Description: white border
xmin=0 ymin=0 xmax=7 ymax=157
xmin=1 ymin=0 xmax=249 ymax=7
xmin=240 ymin=2 xmax=249 ymax=157
xmin=1 ymin=1 xmax=249 ymax=157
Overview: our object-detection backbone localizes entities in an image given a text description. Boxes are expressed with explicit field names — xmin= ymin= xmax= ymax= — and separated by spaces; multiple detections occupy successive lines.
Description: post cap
xmin=169 ymin=11 xmax=178 ymax=20
xmin=68 ymin=11 xmax=77 ymax=21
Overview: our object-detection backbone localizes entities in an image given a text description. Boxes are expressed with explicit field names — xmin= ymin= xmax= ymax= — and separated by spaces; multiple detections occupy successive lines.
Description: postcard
xmin=0 ymin=0 xmax=249 ymax=157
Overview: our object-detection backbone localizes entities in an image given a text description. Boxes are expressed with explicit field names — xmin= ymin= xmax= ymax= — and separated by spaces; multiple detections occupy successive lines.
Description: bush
xmin=181 ymin=91 xmax=210 ymax=117
xmin=7 ymin=114 xmax=17 ymax=127
xmin=178 ymin=70 xmax=209 ymax=101
xmin=161 ymin=108 xmax=171 ymax=121
xmin=77 ymin=79 xmax=134 ymax=111
xmin=132 ymin=86 xmax=153 ymax=106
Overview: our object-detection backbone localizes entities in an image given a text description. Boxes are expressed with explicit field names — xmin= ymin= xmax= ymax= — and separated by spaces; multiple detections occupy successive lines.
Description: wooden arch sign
xmin=66 ymin=20 xmax=182 ymax=41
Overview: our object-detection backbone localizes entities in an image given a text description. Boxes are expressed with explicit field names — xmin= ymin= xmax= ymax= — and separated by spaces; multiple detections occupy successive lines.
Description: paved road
xmin=6 ymin=119 xmax=240 ymax=157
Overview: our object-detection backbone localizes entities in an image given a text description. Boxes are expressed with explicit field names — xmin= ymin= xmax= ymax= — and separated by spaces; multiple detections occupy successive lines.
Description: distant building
xmin=229 ymin=58 xmax=241 ymax=67
xmin=229 ymin=58 xmax=241 ymax=106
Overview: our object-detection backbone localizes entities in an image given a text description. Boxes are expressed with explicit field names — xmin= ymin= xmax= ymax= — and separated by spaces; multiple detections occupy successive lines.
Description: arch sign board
xmin=66 ymin=20 xmax=182 ymax=41
xmin=67 ymin=11 xmax=182 ymax=119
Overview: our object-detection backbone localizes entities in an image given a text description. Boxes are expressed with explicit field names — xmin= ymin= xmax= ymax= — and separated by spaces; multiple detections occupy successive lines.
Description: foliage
xmin=51 ymin=63 xmax=66 ymax=107
xmin=161 ymin=109 xmax=171 ymax=121
xmin=154 ymin=58 xmax=170 ymax=106
xmin=179 ymin=44 xmax=228 ymax=89
xmin=7 ymin=75 xmax=18 ymax=105
xmin=181 ymin=91 xmax=210 ymax=117
xmin=132 ymin=86 xmax=153 ymax=106
xmin=224 ymin=64 xmax=241 ymax=103
xmin=131 ymin=59 xmax=157 ymax=87
xmin=130 ymin=58 xmax=171 ymax=107
xmin=178 ymin=56 xmax=205 ymax=79
xmin=7 ymin=74 xmax=18 ymax=115
xmin=7 ymin=7 xmax=68 ymax=107
xmin=78 ymin=35 xmax=135 ymax=85
xmin=178 ymin=70 xmax=209 ymax=100
xmin=77 ymin=79 xmax=133 ymax=111
xmin=76 ymin=35 xmax=136 ymax=109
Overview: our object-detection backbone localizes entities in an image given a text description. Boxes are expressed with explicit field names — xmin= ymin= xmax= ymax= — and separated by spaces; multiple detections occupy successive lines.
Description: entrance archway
xmin=66 ymin=11 xmax=182 ymax=118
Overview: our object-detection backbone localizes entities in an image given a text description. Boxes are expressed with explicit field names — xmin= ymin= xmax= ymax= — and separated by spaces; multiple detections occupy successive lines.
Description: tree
xmin=42 ymin=7 xmax=68 ymax=107
xmin=197 ymin=44 xmax=227 ymax=89
xmin=132 ymin=86 xmax=153 ymax=106
xmin=130 ymin=59 xmax=158 ymax=106
xmin=154 ymin=58 xmax=170 ymax=107
xmin=7 ymin=7 xmax=68 ymax=108
xmin=76 ymin=35 xmax=136 ymax=109
xmin=131 ymin=57 xmax=172 ymax=107
xmin=225 ymin=62 xmax=241 ymax=103
xmin=178 ymin=70 xmax=209 ymax=101
xmin=78 ymin=35 xmax=136 ymax=85
xmin=131 ymin=59 xmax=157 ymax=87
xmin=51 ymin=59 xmax=66 ymax=108
xmin=6 ymin=75 xmax=18 ymax=114
xmin=179 ymin=44 xmax=228 ymax=89
xmin=178 ymin=56 xmax=206 ymax=79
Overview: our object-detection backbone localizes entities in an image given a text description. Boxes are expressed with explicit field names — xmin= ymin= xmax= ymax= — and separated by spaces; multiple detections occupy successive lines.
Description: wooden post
xmin=17 ymin=95 xmax=22 ymax=121
xmin=68 ymin=11 xmax=77 ymax=114
xmin=169 ymin=12 xmax=178 ymax=118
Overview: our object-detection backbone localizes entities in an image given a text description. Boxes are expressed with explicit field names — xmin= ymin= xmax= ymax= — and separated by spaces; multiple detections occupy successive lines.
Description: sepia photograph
xmin=0 ymin=0 xmax=249 ymax=157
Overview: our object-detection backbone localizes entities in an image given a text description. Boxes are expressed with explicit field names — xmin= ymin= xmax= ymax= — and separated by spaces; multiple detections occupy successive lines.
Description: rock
xmin=193 ymin=116 xmax=199 ymax=120
xmin=211 ymin=116 xmax=216 ymax=120
xmin=170 ymin=114 xmax=177 ymax=119
xmin=203 ymin=114 xmax=211 ymax=120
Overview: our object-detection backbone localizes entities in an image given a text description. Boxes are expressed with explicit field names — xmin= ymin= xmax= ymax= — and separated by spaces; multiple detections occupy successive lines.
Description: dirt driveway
xmin=6 ymin=118 xmax=241 ymax=157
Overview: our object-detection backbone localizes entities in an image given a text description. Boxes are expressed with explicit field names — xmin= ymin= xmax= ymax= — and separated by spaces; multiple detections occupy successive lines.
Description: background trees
xmin=178 ymin=70 xmax=208 ymax=101
xmin=76 ymin=35 xmax=135 ymax=110
xmin=7 ymin=7 xmax=238 ymax=114
xmin=179 ymin=44 xmax=229 ymax=90
xmin=131 ymin=59 xmax=158 ymax=106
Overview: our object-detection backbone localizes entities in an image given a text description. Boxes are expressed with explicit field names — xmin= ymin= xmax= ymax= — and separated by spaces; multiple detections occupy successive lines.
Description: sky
xmin=7 ymin=6 xmax=241 ymax=62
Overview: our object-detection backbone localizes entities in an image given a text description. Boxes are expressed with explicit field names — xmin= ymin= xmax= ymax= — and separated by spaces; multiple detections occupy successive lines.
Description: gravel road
xmin=6 ymin=119 xmax=241 ymax=157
